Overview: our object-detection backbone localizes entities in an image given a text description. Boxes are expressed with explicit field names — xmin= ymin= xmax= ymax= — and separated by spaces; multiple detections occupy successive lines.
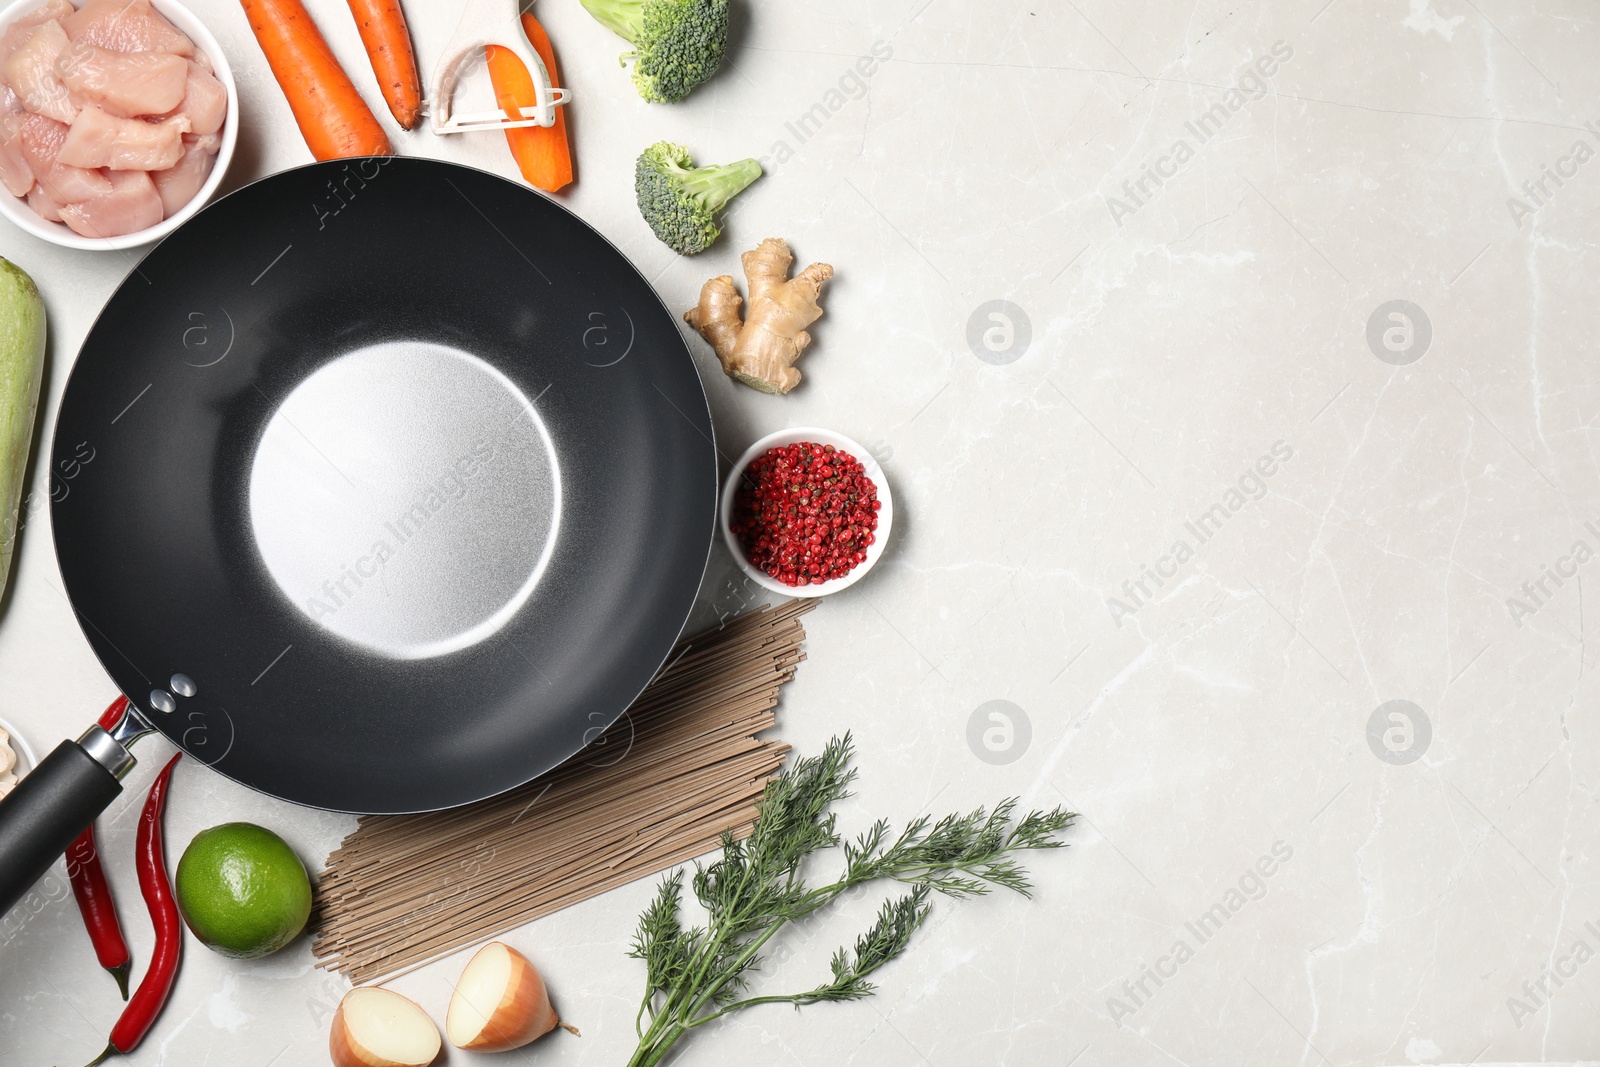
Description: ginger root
xmin=684 ymin=238 xmax=833 ymax=395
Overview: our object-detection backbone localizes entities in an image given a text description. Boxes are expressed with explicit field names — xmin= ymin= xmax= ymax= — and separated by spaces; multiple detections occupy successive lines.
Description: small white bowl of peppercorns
xmin=721 ymin=427 xmax=893 ymax=597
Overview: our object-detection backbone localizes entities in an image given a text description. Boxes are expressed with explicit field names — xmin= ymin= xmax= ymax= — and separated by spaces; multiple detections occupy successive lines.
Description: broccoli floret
xmin=579 ymin=0 xmax=730 ymax=104
xmin=635 ymin=142 xmax=762 ymax=255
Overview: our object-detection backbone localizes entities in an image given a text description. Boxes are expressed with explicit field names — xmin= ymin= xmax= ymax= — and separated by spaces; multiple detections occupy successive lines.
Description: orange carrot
xmin=347 ymin=0 xmax=420 ymax=130
xmin=240 ymin=0 xmax=392 ymax=161
xmin=484 ymin=13 xmax=573 ymax=193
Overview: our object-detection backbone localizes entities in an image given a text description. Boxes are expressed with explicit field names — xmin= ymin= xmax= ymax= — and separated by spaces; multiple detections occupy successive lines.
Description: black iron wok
xmin=0 ymin=157 xmax=716 ymax=913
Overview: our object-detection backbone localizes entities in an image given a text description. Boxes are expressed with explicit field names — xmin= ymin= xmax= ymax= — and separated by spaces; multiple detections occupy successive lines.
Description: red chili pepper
xmin=66 ymin=696 xmax=133 ymax=999
xmin=85 ymin=752 xmax=183 ymax=1067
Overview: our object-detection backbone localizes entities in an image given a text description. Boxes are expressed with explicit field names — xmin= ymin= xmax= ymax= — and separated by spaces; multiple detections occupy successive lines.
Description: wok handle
xmin=0 ymin=734 xmax=127 ymax=917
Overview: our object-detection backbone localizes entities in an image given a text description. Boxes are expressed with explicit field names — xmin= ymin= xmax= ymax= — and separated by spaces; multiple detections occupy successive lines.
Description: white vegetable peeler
xmin=430 ymin=0 xmax=570 ymax=134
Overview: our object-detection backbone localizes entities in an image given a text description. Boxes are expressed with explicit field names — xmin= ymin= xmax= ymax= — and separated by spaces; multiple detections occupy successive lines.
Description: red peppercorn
xmin=730 ymin=441 xmax=880 ymax=587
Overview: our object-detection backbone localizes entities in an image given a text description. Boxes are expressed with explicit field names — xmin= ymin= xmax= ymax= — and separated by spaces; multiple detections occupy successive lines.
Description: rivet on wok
xmin=149 ymin=690 xmax=176 ymax=714
xmin=170 ymin=674 xmax=197 ymax=698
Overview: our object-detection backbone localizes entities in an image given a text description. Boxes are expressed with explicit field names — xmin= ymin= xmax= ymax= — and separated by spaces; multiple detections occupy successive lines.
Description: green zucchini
xmin=0 ymin=257 xmax=44 ymax=596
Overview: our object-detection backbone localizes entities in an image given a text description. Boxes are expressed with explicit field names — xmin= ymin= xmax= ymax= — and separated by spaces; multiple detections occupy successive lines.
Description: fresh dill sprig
xmin=624 ymin=734 xmax=1076 ymax=1067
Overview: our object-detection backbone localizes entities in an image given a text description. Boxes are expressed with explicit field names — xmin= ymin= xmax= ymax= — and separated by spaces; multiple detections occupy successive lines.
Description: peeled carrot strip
xmin=347 ymin=0 xmax=420 ymax=130
xmin=240 ymin=0 xmax=392 ymax=160
xmin=484 ymin=13 xmax=573 ymax=193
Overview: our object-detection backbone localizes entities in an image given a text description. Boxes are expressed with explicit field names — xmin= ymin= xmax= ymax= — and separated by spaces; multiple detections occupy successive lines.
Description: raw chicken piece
xmin=0 ymin=115 xmax=33 ymax=196
xmin=34 ymin=159 xmax=109 ymax=200
xmin=16 ymin=113 xmax=109 ymax=200
xmin=61 ymin=45 xmax=186 ymax=117
xmin=59 ymin=104 xmax=181 ymax=170
xmin=15 ymin=110 xmax=66 ymax=165
xmin=0 ymin=84 xmax=20 ymax=112
xmin=14 ymin=106 xmax=66 ymax=153
xmin=0 ymin=26 xmax=29 ymax=69
xmin=151 ymin=132 xmax=213 ymax=216
xmin=61 ymin=0 xmax=192 ymax=57
xmin=59 ymin=167 xmax=160 ymax=237
xmin=154 ymin=59 xmax=224 ymax=135
xmin=4 ymin=20 xmax=77 ymax=124
xmin=0 ymin=0 xmax=74 ymax=65
xmin=14 ymin=0 xmax=73 ymax=24
xmin=26 ymin=183 xmax=63 ymax=221
xmin=0 ymin=1 xmax=71 ymax=68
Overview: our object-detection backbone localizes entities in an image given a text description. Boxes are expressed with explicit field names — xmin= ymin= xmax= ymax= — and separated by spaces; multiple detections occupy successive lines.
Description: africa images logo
xmin=1505 ymin=121 xmax=1600 ymax=230
xmin=1107 ymin=441 xmax=1294 ymax=626
xmin=1103 ymin=40 xmax=1294 ymax=226
xmin=1503 ymin=519 xmax=1600 ymax=628
xmin=1107 ymin=841 xmax=1294 ymax=1026
xmin=303 ymin=438 xmax=498 ymax=620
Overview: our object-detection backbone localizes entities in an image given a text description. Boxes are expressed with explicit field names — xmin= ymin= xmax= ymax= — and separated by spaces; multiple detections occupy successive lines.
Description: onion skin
xmin=448 ymin=943 xmax=561 ymax=1052
xmin=327 ymin=1011 xmax=369 ymax=1067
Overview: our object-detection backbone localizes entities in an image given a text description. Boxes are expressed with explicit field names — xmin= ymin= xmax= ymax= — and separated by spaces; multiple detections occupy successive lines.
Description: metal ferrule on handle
xmin=78 ymin=724 xmax=136 ymax=780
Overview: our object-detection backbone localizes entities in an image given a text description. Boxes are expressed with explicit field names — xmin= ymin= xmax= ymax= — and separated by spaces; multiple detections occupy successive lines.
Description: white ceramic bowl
xmin=0 ymin=713 xmax=36 ymax=779
xmin=0 ymin=0 xmax=239 ymax=250
xmin=720 ymin=427 xmax=894 ymax=598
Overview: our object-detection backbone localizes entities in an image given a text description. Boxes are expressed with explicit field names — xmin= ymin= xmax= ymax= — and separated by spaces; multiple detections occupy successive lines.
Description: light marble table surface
xmin=2 ymin=0 xmax=1599 ymax=1064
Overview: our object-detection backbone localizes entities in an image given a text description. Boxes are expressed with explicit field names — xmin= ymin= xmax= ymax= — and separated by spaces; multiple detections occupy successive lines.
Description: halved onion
xmin=329 ymin=986 xmax=441 ymax=1067
xmin=446 ymin=941 xmax=571 ymax=1051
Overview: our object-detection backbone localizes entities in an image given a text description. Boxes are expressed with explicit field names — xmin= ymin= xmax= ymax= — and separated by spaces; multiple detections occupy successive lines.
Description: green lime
xmin=175 ymin=822 xmax=312 ymax=959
